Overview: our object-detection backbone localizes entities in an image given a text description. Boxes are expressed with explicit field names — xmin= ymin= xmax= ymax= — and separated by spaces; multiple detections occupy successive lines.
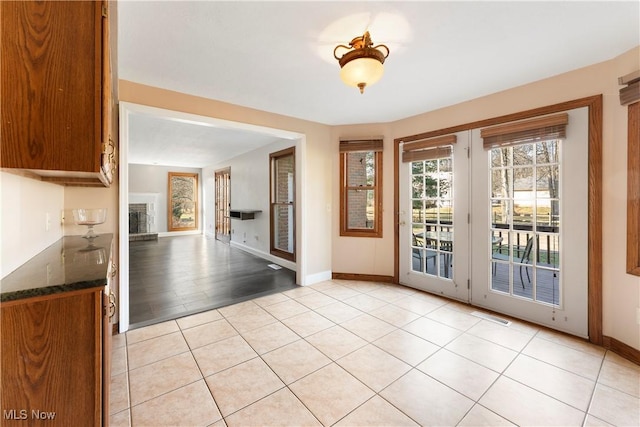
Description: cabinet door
xmin=1 ymin=290 xmax=103 ymax=426
xmin=1 ymin=1 xmax=103 ymax=176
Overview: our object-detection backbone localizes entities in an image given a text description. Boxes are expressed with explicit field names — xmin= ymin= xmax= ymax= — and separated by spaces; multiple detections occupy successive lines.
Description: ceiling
xmin=118 ymin=1 xmax=639 ymax=167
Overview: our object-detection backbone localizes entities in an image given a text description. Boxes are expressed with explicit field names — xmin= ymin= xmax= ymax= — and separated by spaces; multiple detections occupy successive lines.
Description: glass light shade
xmin=339 ymin=57 xmax=384 ymax=88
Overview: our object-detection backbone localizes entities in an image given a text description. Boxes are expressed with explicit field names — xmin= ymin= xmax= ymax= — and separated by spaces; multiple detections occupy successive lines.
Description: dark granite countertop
xmin=1 ymin=234 xmax=113 ymax=302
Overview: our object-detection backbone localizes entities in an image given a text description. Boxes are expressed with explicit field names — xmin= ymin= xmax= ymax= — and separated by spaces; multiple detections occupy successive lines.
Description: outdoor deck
xmin=412 ymin=254 xmax=560 ymax=305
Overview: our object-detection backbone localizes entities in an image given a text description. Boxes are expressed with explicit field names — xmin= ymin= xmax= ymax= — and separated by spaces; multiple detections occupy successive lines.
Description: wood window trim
xmin=393 ymin=94 xmax=603 ymax=345
xmin=627 ymin=101 xmax=640 ymax=276
xmin=167 ymin=172 xmax=198 ymax=232
xmin=270 ymin=147 xmax=296 ymax=262
xmin=340 ymin=148 xmax=383 ymax=238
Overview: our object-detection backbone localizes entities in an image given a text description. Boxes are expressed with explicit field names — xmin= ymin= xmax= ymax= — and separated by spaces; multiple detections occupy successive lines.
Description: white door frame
xmin=470 ymin=108 xmax=589 ymax=337
xmin=398 ymin=131 xmax=470 ymax=302
xmin=393 ymin=95 xmax=603 ymax=343
xmin=118 ymin=102 xmax=307 ymax=333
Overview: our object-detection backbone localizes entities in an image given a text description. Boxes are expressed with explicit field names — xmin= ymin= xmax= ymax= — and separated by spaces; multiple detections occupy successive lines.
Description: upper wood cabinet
xmin=0 ymin=1 xmax=116 ymax=186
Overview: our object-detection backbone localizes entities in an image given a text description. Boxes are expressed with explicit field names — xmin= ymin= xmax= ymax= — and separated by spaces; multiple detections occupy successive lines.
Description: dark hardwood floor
xmin=128 ymin=235 xmax=298 ymax=328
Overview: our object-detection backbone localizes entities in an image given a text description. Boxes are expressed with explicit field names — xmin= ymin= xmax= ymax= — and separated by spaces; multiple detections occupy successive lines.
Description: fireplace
xmin=129 ymin=203 xmax=149 ymax=234
xmin=128 ymin=201 xmax=158 ymax=241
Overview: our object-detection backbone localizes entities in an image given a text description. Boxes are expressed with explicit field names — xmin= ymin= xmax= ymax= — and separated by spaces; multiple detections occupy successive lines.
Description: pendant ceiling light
xmin=333 ymin=31 xmax=390 ymax=94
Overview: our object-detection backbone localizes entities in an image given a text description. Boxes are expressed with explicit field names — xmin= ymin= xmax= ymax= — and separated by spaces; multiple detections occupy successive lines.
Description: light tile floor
xmin=110 ymin=280 xmax=640 ymax=427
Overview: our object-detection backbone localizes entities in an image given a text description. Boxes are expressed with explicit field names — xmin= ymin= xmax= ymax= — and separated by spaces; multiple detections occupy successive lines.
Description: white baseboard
xmin=303 ymin=270 xmax=332 ymax=286
xmin=230 ymin=241 xmax=297 ymax=271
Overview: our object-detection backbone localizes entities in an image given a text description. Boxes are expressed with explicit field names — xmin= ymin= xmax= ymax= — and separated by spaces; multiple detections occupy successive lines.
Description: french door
xmin=470 ymin=107 xmax=589 ymax=337
xmin=399 ymin=107 xmax=589 ymax=337
xmin=214 ymin=168 xmax=231 ymax=243
xmin=399 ymin=131 xmax=470 ymax=301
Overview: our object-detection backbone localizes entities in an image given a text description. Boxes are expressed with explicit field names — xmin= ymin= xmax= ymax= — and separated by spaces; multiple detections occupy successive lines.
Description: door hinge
xmin=102 ymin=4 xmax=108 ymax=18
xmin=467 ymin=279 xmax=470 ymax=289
xmin=467 ymin=213 xmax=470 ymax=224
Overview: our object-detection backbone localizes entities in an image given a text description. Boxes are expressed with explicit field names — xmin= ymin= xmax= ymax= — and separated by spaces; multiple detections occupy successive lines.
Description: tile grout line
xmin=117 ymin=280 xmax=633 ymax=427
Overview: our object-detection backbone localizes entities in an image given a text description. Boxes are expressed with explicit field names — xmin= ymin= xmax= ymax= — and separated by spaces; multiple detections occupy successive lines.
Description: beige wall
xmin=119 ymin=46 xmax=639 ymax=349
xmin=118 ymin=81 xmax=334 ymax=281
xmin=4 ymin=46 xmax=637 ymax=350
xmin=331 ymin=124 xmax=395 ymax=276
xmin=330 ymin=47 xmax=640 ymax=350
xmin=0 ymin=172 xmax=65 ymax=278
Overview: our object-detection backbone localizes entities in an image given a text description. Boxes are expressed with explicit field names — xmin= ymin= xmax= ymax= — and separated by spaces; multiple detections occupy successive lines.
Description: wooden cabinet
xmin=1 ymin=287 xmax=110 ymax=426
xmin=0 ymin=1 xmax=116 ymax=186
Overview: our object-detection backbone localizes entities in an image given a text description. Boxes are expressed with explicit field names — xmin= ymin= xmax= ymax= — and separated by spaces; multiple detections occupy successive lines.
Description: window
xmin=270 ymin=147 xmax=295 ymax=261
xmin=340 ymin=138 xmax=383 ymax=237
xmin=168 ymin=172 xmax=198 ymax=231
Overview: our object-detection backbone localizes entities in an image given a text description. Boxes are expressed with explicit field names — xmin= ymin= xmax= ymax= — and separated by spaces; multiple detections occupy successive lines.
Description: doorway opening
xmin=119 ymin=102 xmax=306 ymax=332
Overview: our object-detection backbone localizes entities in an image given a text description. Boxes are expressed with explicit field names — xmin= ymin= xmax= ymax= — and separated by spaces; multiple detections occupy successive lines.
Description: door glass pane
xmin=513 ymin=200 xmax=534 ymax=228
xmin=536 ymin=140 xmax=559 ymax=164
xmin=489 ymin=141 xmax=561 ymax=306
xmin=412 ymin=175 xmax=424 ymax=199
xmin=412 ymin=160 xmax=424 ymax=174
xmin=491 ymin=146 xmax=511 ymax=167
xmin=537 ymin=200 xmax=559 ymax=230
xmin=513 ymin=145 xmax=534 ymax=165
xmin=412 ymin=200 xmax=423 ymax=223
xmin=491 ymin=199 xmax=511 ymax=227
xmin=409 ymin=146 xmax=454 ymax=280
xmin=537 ymin=165 xmax=559 ymax=198
xmin=491 ymin=169 xmax=512 ymax=198
xmin=440 ymin=172 xmax=453 ymax=199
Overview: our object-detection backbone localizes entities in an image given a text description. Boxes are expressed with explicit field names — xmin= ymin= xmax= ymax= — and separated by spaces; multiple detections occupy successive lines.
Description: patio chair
xmin=492 ymin=236 xmax=534 ymax=288
xmin=412 ymin=233 xmax=437 ymax=272
xmin=519 ymin=237 xmax=535 ymax=287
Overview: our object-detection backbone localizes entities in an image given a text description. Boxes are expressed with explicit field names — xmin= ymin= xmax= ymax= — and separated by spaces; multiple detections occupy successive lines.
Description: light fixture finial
xmin=334 ymin=31 xmax=389 ymax=94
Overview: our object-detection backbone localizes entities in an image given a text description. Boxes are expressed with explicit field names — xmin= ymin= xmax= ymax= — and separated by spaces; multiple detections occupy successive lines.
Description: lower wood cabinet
xmin=1 ymin=287 xmax=110 ymax=426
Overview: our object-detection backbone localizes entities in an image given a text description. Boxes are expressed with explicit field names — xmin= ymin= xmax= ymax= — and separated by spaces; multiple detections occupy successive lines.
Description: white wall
xmin=202 ymin=139 xmax=298 ymax=269
xmin=0 ymin=172 xmax=65 ymax=278
xmin=128 ymin=164 xmax=202 ymax=234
